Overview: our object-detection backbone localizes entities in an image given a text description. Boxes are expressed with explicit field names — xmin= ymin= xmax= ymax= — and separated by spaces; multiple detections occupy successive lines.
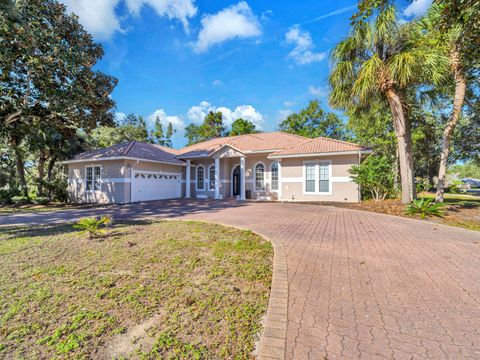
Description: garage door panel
xmin=131 ymin=171 xmax=181 ymax=202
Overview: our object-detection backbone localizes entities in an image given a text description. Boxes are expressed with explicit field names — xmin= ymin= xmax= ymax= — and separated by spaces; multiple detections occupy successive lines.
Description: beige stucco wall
xmin=68 ymin=159 xmax=184 ymax=204
xmin=67 ymin=160 xmax=129 ymax=204
xmin=186 ymin=153 xmax=359 ymax=202
xmin=187 ymin=155 xmax=280 ymax=200
xmin=280 ymin=154 xmax=360 ymax=202
xmin=68 ymin=152 xmax=359 ymax=204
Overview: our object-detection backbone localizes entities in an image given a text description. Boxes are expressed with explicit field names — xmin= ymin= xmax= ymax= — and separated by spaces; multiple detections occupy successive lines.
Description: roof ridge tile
xmin=123 ymin=141 xmax=136 ymax=156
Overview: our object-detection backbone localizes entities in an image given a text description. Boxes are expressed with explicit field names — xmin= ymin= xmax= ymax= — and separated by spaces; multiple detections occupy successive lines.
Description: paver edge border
xmin=162 ymin=218 xmax=289 ymax=360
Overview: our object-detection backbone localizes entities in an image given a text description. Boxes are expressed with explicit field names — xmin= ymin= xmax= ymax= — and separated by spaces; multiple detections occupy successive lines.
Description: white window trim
xmin=85 ymin=165 xmax=102 ymax=192
xmin=270 ymin=161 xmax=279 ymax=192
xmin=254 ymin=161 xmax=266 ymax=192
xmin=302 ymin=160 xmax=332 ymax=195
xmin=196 ymin=165 xmax=205 ymax=191
xmin=208 ymin=164 xmax=215 ymax=191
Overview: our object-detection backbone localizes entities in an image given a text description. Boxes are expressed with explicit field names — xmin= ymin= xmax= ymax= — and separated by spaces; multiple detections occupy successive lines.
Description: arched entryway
xmin=232 ymin=165 xmax=241 ymax=196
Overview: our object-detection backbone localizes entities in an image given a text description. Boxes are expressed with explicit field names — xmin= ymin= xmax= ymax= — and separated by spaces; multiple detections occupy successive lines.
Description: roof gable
xmin=70 ymin=141 xmax=183 ymax=165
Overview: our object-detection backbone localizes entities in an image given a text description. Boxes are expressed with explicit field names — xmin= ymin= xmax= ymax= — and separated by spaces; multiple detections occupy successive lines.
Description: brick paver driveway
xmin=1 ymin=200 xmax=480 ymax=359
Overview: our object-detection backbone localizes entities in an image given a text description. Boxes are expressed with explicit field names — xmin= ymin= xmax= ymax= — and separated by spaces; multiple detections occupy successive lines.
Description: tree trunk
xmin=436 ymin=51 xmax=466 ymax=203
xmin=385 ymin=88 xmax=416 ymax=204
xmin=47 ymin=154 xmax=58 ymax=182
xmin=393 ymin=146 xmax=399 ymax=192
xmin=13 ymin=146 xmax=28 ymax=197
xmin=37 ymin=150 xmax=47 ymax=196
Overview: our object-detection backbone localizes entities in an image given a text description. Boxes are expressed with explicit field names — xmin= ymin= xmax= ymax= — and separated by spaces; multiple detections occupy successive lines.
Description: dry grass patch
xmin=0 ymin=220 xmax=273 ymax=359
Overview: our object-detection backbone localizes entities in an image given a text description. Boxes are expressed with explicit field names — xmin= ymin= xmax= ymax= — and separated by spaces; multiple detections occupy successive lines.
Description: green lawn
xmin=420 ymin=191 xmax=480 ymax=205
xmin=0 ymin=220 xmax=273 ymax=359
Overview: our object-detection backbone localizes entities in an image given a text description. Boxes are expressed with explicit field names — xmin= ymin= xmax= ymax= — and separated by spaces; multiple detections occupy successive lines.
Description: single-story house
xmin=62 ymin=131 xmax=370 ymax=204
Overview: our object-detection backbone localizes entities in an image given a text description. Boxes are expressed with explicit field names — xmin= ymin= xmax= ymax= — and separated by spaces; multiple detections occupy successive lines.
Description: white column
xmin=214 ymin=157 xmax=220 ymax=199
xmin=240 ymin=156 xmax=246 ymax=200
xmin=186 ymin=160 xmax=191 ymax=198
xmin=278 ymin=160 xmax=282 ymax=201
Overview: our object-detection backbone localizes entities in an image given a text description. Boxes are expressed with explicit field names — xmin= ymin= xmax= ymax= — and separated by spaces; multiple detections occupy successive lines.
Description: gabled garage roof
xmin=62 ymin=141 xmax=184 ymax=165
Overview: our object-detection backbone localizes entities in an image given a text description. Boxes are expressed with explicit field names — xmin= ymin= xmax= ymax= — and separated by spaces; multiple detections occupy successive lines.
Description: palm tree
xmin=329 ymin=7 xmax=448 ymax=203
xmin=417 ymin=4 xmax=471 ymax=203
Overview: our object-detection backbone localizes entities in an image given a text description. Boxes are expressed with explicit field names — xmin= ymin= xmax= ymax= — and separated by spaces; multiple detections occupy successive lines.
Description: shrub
xmin=34 ymin=197 xmax=50 ymax=205
xmin=11 ymin=196 xmax=30 ymax=206
xmin=43 ymin=178 xmax=69 ymax=203
xmin=404 ymin=198 xmax=445 ymax=219
xmin=73 ymin=214 xmax=112 ymax=239
xmin=0 ymin=188 xmax=21 ymax=203
xmin=349 ymin=155 xmax=395 ymax=201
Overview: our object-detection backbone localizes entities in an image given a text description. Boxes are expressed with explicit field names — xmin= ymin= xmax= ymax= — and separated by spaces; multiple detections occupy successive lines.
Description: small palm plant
xmin=73 ymin=214 xmax=112 ymax=239
xmin=404 ymin=198 xmax=445 ymax=219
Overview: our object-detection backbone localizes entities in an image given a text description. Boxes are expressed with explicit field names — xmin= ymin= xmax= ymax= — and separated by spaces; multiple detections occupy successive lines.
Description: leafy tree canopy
xmin=279 ymin=100 xmax=350 ymax=140
xmin=152 ymin=117 xmax=175 ymax=147
xmin=185 ymin=111 xmax=226 ymax=145
xmin=229 ymin=118 xmax=259 ymax=136
xmin=0 ymin=0 xmax=117 ymax=197
xmin=89 ymin=114 xmax=150 ymax=148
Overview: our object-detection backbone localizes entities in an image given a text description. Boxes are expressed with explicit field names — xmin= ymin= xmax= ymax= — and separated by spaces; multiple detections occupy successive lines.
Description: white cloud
xmin=283 ymin=101 xmax=295 ymax=107
xmin=61 ymin=0 xmax=122 ymax=40
xmin=60 ymin=0 xmax=196 ymax=40
xmin=212 ymin=79 xmax=223 ymax=86
xmin=403 ymin=0 xmax=433 ymax=17
xmin=115 ymin=111 xmax=127 ymax=122
xmin=308 ymin=85 xmax=329 ymax=98
xmin=260 ymin=9 xmax=273 ymax=21
xmin=125 ymin=0 xmax=197 ymax=32
xmin=193 ymin=1 xmax=261 ymax=53
xmin=285 ymin=25 xmax=326 ymax=65
xmin=187 ymin=101 xmax=263 ymax=128
xmin=148 ymin=109 xmax=185 ymax=131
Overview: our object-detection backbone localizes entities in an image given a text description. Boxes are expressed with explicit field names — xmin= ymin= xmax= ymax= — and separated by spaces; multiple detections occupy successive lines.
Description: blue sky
xmin=61 ymin=0 xmax=432 ymax=147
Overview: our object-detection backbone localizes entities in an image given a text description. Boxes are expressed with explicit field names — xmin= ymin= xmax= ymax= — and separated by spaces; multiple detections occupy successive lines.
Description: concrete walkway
xmin=1 ymin=200 xmax=480 ymax=359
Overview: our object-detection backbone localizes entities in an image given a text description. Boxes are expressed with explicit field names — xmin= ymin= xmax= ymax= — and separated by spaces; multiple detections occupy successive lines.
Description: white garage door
xmin=131 ymin=171 xmax=181 ymax=202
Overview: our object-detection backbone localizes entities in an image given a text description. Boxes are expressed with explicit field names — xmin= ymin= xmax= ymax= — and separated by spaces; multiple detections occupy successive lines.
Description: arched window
xmin=196 ymin=165 xmax=205 ymax=190
xmin=255 ymin=163 xmax=265 ymax=191
xmin=208 ymin=164 xmax=215 ymax=191
xmin=270 ymin=162 xmax=279 ymax=191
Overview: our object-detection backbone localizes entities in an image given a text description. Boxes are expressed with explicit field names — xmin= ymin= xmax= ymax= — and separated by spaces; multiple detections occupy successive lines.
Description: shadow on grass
xmin=0 ymin=218 xmax=162 ymax=240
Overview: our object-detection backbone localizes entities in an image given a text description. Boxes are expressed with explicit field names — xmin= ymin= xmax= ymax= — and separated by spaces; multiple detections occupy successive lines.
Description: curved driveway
xmin=1 ymin=200 xmax=480 ymax=359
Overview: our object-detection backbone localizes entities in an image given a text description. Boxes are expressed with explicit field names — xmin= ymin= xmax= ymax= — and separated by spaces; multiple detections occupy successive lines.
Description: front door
xmin=232 ymin=165 xmax=240 ymax=196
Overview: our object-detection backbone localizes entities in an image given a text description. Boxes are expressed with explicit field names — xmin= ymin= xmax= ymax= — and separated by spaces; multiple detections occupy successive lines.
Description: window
xmin=86 ymin=166 xmax=101 ymax=191
xmin=271 ymin=162 xmax=279 ymax=191
xmin=305 ymin=163 xmax=315 ymax=192
xmin=319 ymin=162 xmax=329 ymax=193
xmin=209 ymin=165 xmax=215 ymax=191
xmin=255 ymin=163 xmax=265 ymax=191
xmin=197 ymin=166 xmax=205 ymax=190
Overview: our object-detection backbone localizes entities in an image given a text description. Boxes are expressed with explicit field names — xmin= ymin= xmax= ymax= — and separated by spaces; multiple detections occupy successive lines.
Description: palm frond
xmin=352 ymin=54 xmax=384 ymax=104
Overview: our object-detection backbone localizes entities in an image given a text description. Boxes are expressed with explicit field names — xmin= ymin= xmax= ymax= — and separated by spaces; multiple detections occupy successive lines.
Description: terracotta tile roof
xmin=271 ymin=136 xmax=364 ymax=157
xmin=177 ymin=131 xmax=310 ymax=157
xmin=70 ymin=141 xmax=184 ymax=164
xmin=67 ymin=133 xmax=364 ymax=164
